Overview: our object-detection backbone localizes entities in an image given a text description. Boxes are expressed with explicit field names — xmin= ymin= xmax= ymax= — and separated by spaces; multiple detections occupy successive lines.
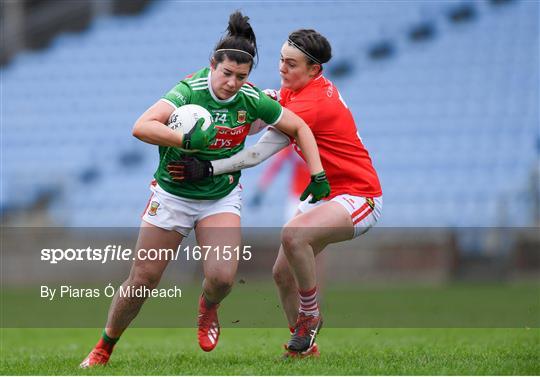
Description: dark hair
xmin=213 ymin=11 xmax=258 ymax=70
xmin=288 ymin=29 xmax=332 ymax=68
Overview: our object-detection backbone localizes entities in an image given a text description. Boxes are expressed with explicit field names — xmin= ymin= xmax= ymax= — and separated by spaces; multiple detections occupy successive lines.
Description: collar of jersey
xmin=207 ymin=70 xmax=238 ymax=104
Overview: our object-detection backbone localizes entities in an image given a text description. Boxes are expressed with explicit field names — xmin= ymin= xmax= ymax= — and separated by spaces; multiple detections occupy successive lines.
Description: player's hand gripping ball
xmin=167 ymin=104 xmax=217 ymax=150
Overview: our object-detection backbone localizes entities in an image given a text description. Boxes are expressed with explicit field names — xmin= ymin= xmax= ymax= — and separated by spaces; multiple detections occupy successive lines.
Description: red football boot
xmin=285 ymin=313 xmax=323 ymax=354
xmin=79 ymin=347 xmax=111 ymax=368
xmin=197 ymin=294 xmax=220 ymax=352
xmin=282 ymin=323 xmax=321 ymax=359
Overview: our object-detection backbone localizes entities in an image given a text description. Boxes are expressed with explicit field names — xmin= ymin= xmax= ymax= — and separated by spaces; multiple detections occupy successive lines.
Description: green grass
xmin=2 ymin=283 xmax=539 ymax=374
xmin=1 ymin=328 xmax=539 ymax=375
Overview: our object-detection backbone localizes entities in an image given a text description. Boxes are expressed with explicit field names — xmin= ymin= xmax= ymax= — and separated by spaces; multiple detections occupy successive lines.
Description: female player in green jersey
xmin=80 ymin=12 xmax=329 ymax=367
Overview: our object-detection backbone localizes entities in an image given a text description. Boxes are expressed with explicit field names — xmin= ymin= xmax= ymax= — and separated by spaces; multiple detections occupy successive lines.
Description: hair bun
xmin=227 ymin=11 xmax=256 ymax=44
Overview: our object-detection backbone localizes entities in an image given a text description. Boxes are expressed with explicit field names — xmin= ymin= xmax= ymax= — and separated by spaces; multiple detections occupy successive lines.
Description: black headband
xmin=287 ymin=39 xmax=321 ymax=65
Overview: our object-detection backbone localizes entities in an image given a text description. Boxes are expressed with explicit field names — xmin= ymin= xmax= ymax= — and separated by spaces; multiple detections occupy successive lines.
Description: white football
xmin=167 ymin=104 xmax=212 ymax=135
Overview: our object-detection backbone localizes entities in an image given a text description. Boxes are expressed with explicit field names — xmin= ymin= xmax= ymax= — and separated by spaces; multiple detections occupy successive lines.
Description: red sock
xmin=299 ymin=287 xmax=319 ymax=317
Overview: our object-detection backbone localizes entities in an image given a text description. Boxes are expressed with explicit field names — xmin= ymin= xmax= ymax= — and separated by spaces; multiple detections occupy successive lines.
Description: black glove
xmin=167 ymin=156 xmax=213 ymax=182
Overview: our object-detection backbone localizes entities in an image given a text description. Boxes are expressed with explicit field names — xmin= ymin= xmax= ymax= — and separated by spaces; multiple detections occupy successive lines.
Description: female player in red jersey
xmin=169 ymin=29 xmax=382 ymax=357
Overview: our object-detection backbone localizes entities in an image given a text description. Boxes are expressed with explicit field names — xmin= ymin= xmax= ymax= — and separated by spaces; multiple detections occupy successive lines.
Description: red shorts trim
xmin=352 ymin=205 xmax=373 ymax=225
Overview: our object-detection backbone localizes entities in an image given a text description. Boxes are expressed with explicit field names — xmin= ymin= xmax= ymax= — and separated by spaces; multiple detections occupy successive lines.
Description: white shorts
xmin=298 ymin=195 xmax=383 ymax=238
xmin=142 ymin=181 xmax=242 ymax=236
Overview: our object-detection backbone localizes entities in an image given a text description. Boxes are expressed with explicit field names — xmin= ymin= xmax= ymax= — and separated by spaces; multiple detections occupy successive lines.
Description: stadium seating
xmin=1 ymin=0 xmax=538 ymax=228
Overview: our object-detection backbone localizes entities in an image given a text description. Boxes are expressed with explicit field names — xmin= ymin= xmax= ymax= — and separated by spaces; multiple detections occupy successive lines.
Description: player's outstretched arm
xmin=213 ymin=128 xmax=290 ymax=174
xmin=167 ymin=129 xmax=290 ymax=181
xmin=272 ymin=108 xmax=324 ymax=176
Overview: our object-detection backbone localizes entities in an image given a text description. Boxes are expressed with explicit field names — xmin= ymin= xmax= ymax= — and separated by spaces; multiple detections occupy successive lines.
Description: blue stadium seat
xmin=1 ymin=0 xmax=537 ymax=228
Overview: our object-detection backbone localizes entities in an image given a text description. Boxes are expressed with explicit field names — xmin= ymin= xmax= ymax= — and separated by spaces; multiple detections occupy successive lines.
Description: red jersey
xmin=280 ymin=74 xmax=382 ymax=198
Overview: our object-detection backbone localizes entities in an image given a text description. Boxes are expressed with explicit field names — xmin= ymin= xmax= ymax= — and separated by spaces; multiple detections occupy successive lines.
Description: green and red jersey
xmin=155 ymin=67 xmax=283 ymax=200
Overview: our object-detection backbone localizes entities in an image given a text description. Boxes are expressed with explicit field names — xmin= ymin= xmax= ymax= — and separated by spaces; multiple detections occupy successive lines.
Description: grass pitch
xmin=1 ymin=327 xmax=539 ymax=375
xmin=2 ymin=282 xmax=539 ymax=374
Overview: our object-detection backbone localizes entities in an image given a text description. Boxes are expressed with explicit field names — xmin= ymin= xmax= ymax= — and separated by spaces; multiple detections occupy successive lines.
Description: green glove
xmin=300 ymin=171 xmax=331 ymax=203
xmin=182 ymin=118 xmax=217 ymax=150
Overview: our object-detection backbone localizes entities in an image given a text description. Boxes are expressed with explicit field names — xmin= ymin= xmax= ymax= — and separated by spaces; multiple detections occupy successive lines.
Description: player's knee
xmin=281 ymin=226 xmax=308 ymax=253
